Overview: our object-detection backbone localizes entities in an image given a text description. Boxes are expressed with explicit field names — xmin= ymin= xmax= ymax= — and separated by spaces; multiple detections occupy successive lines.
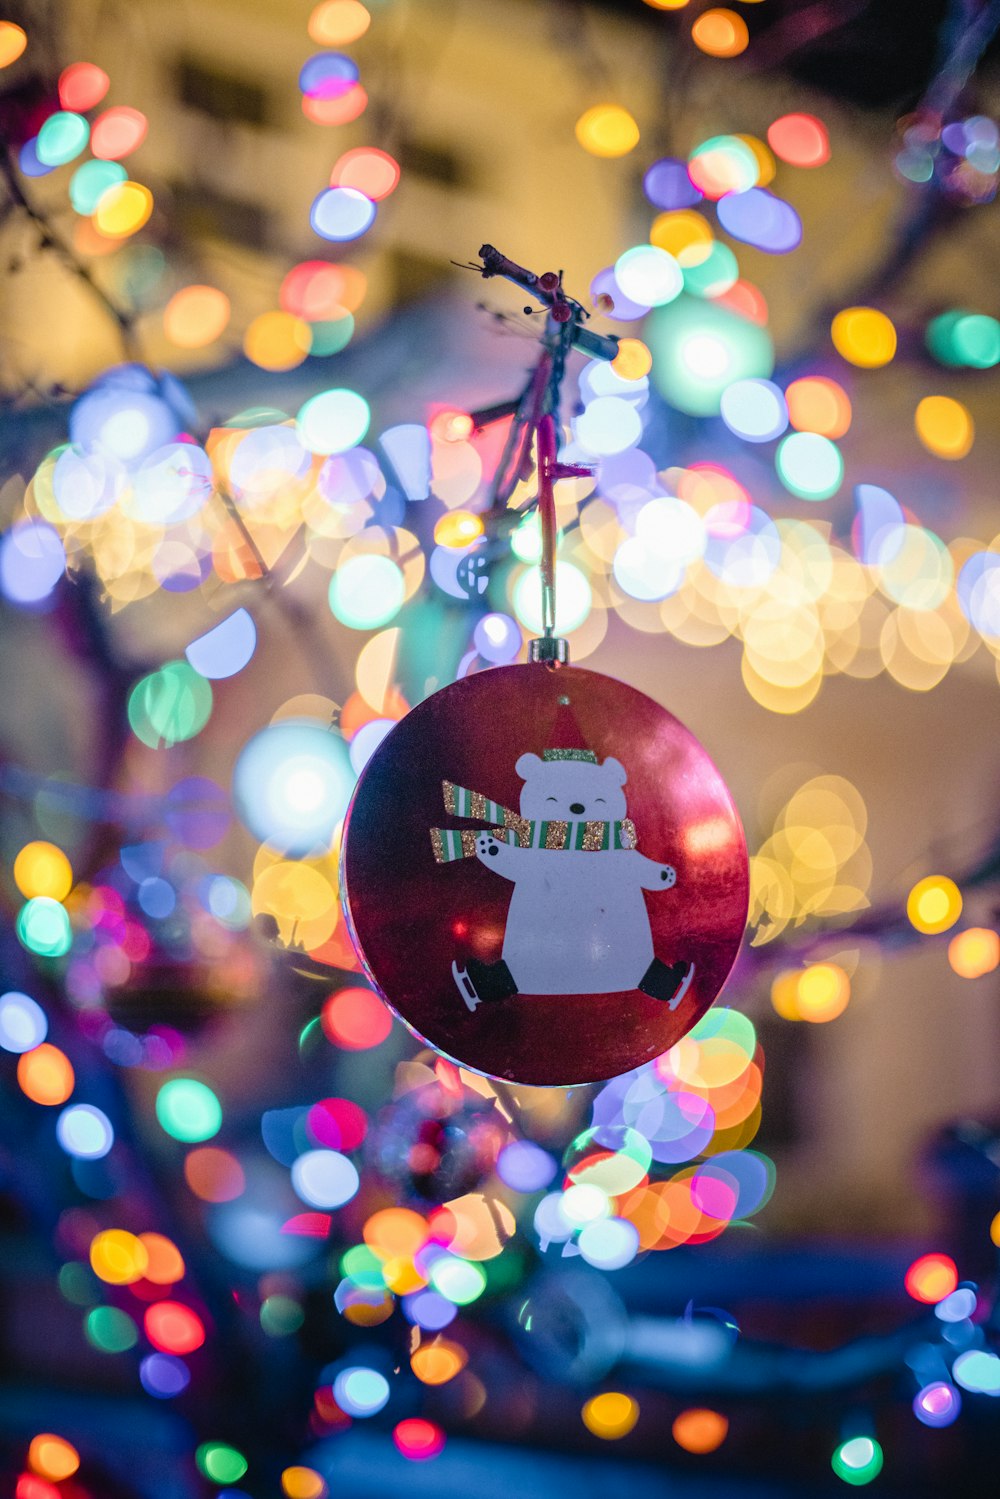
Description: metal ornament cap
xmin=340 ymin=663 xmax=749 ymax=1087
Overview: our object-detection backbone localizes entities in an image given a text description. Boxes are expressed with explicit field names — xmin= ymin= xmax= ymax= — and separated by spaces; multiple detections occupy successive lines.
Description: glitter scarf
xmin=430 ymin=780 xmax=637 ymax=863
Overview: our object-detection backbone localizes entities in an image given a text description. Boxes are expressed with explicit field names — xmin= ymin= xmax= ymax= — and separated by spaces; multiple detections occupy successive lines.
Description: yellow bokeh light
xmin=914 ymin=395 xmax=974 ymax=460
xmin=13 ymin=840 xmax=72 ymax=901
xmin=282 ymin=1465 xmax=328 ymax=1499
xmin=28 ymin=1434 xmax=80 ymax=1481
xmin=308 ymin=0 xmax=371 ymax=46
xmin=94 ymin=181 xmax=153 ymax=239
xmin=17 ymin=1043 xmax=74 ymax=1106
xmin=907 ymin=875 xmax=962 ymax=935
xmin=251 ymin=861 xmax=338 ymax=950
xmin=575 ymin=104 xmax=640 ymax=158
xmin=643 ymin=0 xmax=690 ymax=9
xmin=831 ymin=306 xmax=897 ymax=368
xmin=243 ymin=310 xmax=312 ymax=372
xmin=948 ymin=927 xmax=999 ymax=979
xmin=796 ymin=962 xmax=850 ymax=1022
xmin=381 ymin=1255 xmax=426 ymax=1294
xmin=163 ymin=285 xmax=231 ymax=349
xmin=991 ymin=1211 xmax=1000 ymax=1248
xmin=89 ymin=1228 xmax=150 ymax=1285
xmin=650 ymin=209 xmax=714 ymax=266
xmin=735 ymin=133 xmax=776 ymax=186
xmin=581 ymin=1391 xmax=639 ymax=1439
xmin=0 ymin=22 xmax=28 ymax=68
xmin=434 ymin=510 xmax=484 ymax=548
xmin=612 ymin=338 xmax=653 ymax=380
xmin=770 ymin=969 xmax=802 ymax=1020
xmin=691 ymin=9 xmax=749 ymax=57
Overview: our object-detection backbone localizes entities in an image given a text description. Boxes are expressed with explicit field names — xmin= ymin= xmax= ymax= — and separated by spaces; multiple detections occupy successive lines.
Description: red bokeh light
xmin=144 ymin=1300 xmax=206 ymax=1354
xmin=17 ymin=1476 xmax=61 ymax=1499
xmin=905 ymin=1253 xmax=959 ymax=1305
xmin=321 ymin=988 xmax=393 ymax=1050
xmin=58 ymin=62 xmax=110 ymax=113
xmin=307 ymin=1096 xmax=368 ymax=1150
xmin=393 ymin=1418 xmax=445 ymax=1461
xmin=91 ymin=106 xmax=147 ymax=160
xmin=766 ymin=113 xmax=830 ymax=168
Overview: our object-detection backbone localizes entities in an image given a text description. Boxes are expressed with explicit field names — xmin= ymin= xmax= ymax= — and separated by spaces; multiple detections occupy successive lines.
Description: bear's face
xmin=515 ymin=753 xmax=628 ymax=823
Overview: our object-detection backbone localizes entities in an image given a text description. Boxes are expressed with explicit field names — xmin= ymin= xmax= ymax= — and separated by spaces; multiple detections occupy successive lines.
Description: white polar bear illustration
xmin=450 ymin=751 xmax=694 ymax=1010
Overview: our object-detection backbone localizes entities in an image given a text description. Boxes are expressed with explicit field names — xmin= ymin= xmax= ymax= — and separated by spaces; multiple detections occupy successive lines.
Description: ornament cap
xmin=528 ymin=635 xmax=569 ymax=664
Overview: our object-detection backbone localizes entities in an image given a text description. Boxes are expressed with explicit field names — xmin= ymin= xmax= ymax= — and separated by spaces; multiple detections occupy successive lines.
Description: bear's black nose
xmin=570 ymin=802 xmax=585 ymax=815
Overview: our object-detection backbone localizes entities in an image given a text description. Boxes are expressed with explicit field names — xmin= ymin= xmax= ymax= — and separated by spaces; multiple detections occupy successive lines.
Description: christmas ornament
xmin=341 ymin=247 xmax=749 ymax=1086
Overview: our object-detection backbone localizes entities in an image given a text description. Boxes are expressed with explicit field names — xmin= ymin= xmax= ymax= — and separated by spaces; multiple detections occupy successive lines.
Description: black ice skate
xmin=451 ymin=956 xmax=519 ymax=1012
xmin=638 ymin=958 xmax=695 ymax=1009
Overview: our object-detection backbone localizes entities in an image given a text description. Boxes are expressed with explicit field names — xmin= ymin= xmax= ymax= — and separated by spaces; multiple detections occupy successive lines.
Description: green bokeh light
xmin=260 ymin=1294 xmax=305 ymax=1337
xmin=775 ymin=432 xmax=844 ymax=501
xmin=195 ymin=1443 xmax=248 ymax=1485
xmin=37 ymin=111 xmax=90 ymax=166
xmin=128 ymin=660 xmax=212 ymax=749
xmin=328 ymin=554 xmax=405 ymax=630
xmin=86 ymin=1305 xmax=138 ymax=1353
xmin=926 ymin=309 xmax=1000 ymax=369
xmin=683 ymin=241 xmax=739 ymax=299
xmin=429 ymin=1255 xmax=487 ymax=1305
xmin=647 ymin=295 xmax=774 ymax=416
xmin=155 ymin=1077 xmax=222 ymax=1142
xmin=308 ymin=312 xmax=355 ymax=356
xmin=16 ymin=896 xmax=72 ymax=957
xmin=832 ymin=1436 xmax=884 ymax=1486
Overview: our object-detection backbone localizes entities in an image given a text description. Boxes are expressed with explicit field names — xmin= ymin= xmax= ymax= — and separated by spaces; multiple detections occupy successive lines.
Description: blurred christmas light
xmin=691 ymin=9 xmax=749 ymax=57
xmin=831 ymin=1436 xmax=883 ymax=1485
xmin=581 ymin=1392 xmax=639 ymax=1438
xmin=156 ymin=1078 xmax=223 ymax=1142
xmin=905 ymin=1252 xmax=959 ymax=1303
xmin=831 ymin=307 xmax=897 ymax=367
xmin=575 ymin=104 xmax=640 ymax=157
xmin=906 ymin=876 xmax=962 ymax=935
xmin=672 ymin=1408 xmax=729 ymax=1452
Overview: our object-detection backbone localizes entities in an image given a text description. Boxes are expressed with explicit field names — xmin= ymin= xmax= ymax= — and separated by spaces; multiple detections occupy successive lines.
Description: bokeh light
xmin=581 ymin=1392 xmax=639 ymax=1439
xmin=691 ymin=9 xmax=749 ymax=57
xmin=905 ymin=1252 xmax=958 ymax=1303
xmin=575 ymin=104 xmax=640 ymax=157
xmin=831 ymin=1436 xmax=883 ymax=1486
xmin=27 ymin=1436 xmax=79 ymax=1482
xmin=14 ymin=842 xmax=72 ymax=901
xmin=906 ymin=875 xmax=962 ymax=934
xmin=672 ymin=1408 xmax=729 ymax=1452
xmin=17 ymin=1044 xmax=74 ymax=1105
xmin=767 ymin=113 xmax=830 ymax=166
xmin=948 ymin=927 xmax=999 ymax=978
xmin=831 ymin=307 xmax=896 ymax=368
xmin=156 ymin=1078 xmax=223 ymax=1142
xmin=914 ymin=395 xmax=973 ymax=459
xmin=164 ymin=286 xmax=231 ymax=349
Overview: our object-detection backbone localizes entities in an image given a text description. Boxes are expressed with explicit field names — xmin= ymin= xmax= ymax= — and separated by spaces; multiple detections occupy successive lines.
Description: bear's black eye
xmin=545 ymin=796 xmax=557 ymax=802
xmin=595 ymin=797 xmax=606 ymax=804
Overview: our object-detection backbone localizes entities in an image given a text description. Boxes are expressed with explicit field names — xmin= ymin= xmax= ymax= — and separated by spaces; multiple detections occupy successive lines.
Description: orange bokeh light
xmin=17 ymin=1044 xmax=74 ymax=1106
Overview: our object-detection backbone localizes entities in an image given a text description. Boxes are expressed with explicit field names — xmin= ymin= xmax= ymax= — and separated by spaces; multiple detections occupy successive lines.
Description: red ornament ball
xmin=341 ymin=664 xmax=748 ymax=1086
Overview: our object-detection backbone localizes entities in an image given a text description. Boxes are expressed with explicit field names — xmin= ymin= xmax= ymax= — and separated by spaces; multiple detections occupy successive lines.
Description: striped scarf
xmin=431 ymin=780 xmax=637 ymax=864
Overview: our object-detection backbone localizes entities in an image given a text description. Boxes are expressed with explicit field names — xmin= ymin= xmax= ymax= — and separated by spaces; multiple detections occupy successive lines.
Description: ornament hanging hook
xmin=464 ymin=245 xmax=618 ymax=666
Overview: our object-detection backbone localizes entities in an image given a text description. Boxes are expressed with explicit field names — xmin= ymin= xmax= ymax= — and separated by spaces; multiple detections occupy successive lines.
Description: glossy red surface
xmin=341 ymin=664 xmax=749 ymax=1085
